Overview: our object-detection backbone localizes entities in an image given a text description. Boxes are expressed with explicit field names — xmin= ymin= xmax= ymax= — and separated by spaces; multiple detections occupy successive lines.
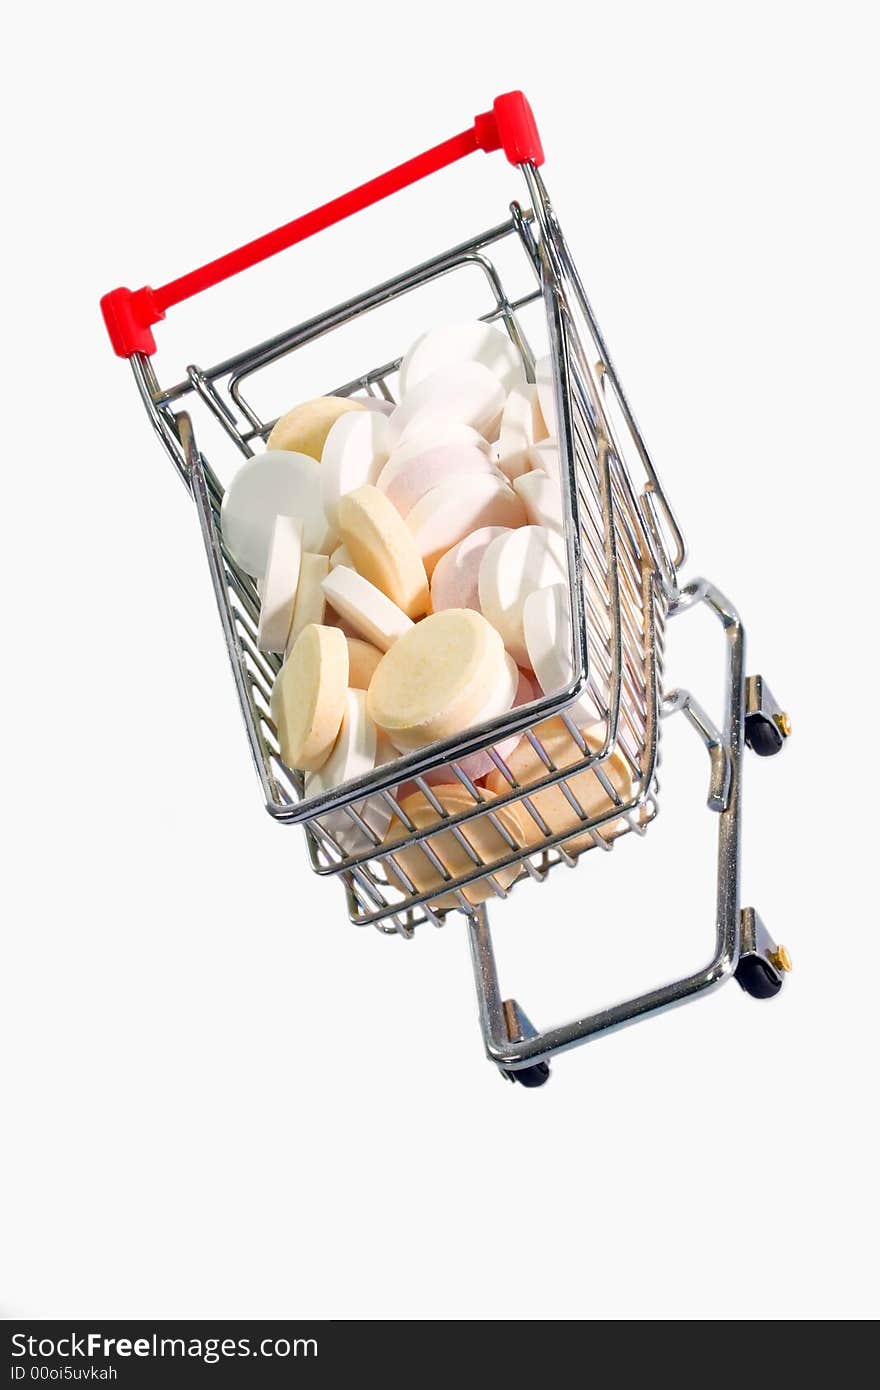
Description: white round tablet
xmin=305 ymin=687 xmax=378 ymax=796
xmin=257 ymin=515 xmax=303 ymax=653
xmin=478 ymin=525 xmax=568 ymax=667
xmin=534 ymin=355 xmax=558 ymax=436
xmin=220 ymin=449 xmax=332 ymax=577
xmin=430 ymin=526 xmax=511 ymax=614
xmin=406 ymin=475 xmax=526 ymax=577
xmin=528 ymin=438 xmax=562 ymax=483
xmin=398 ymin=321 xmax=525 ymax=397
xmin=497 ymin=381 xmax=545 ymax=481
xmin=522 ymin=583 xmax=599 ymax=725
xmin=394 ymin=415 xmax=490 ymax=454
xmin=320 ymin=410 xmax=392 ymax=531
xmin=391 ymin=361 xmax=506 ymax=442
xmin=513 ymin=469 xmax=564 ymax=533
xmin=379 ymin=442 xmax=497 ymax=517
xmin=321 ymin=566 xmax=414 ymax=652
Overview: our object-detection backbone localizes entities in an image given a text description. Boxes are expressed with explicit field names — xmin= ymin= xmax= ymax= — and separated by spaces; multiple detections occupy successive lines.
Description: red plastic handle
xmin=101 ymin=91 xmax=543 ymax=358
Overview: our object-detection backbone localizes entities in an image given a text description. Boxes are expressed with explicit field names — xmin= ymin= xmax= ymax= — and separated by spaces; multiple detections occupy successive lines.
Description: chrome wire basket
xmin=102 ymin=92 xmax=791 ymax=1085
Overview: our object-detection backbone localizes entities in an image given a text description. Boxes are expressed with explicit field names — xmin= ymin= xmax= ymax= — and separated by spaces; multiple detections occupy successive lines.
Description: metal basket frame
xmin=104 ymin=97 xmax=790 ymax=1082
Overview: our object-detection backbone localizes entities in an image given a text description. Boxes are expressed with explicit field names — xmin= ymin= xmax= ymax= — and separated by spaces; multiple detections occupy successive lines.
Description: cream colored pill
xmin=346 ymin=637 xmax=383 ymax=690
xmin=399 ymin=321 xmax=525 ymax=397
xmin=534 ymin=355 xmax=557 ymax=436
xmin=430 ymin=526 xmax=511 ymax=614
xmin=321 ymin=567 xmax=413 ymax=652
xmin=486 ymin=719 xmax=632 ymax=852
xmin=497 ymin=381 xmax=546 ymax=481
xmin=406 ymin=475 xmax=526 ymax=577
xmin=513 ymin=469 xmax=564 ymax=532
xmin=320 ymin=410 xmax=392 ymax=531
xmin=367 ymin=608 xmax=507 ymax=752
xmin=379 ymin=442 xmax=497 ymax=518
xmin=391 ymin=361 xmax=506 ymax=442
xmin=528 ymin=438 xmax=561 ymax=482
xmin=337 ymin=485 xmax=429 ymax=618
xmin=220 ymin=450 xmax=329 ymax=576
xmin=257 ymin=515 xmax=303 ymax=653
xmin=523 ymin=584 xmax=599 ymax=725
xmin=305 ymin=687 xmax=377 ymax=795
xmin=266 ymin=396 xmax=365 ymax=460
xmin=330 ymin=543 xmax=353 ymax=569
xmin=478 ymin=525 xmax=568 ymax=666
xmin=286 ymin=551 xmax=329 ymax=654
xmin=415 ymin=662 xmax=533 ymax=786
xmin=394 ymin=415 xmax=490 ymax=454
xmin=383 ymin=785 xmax=529 ymax=908
xmin=274 ymin=623 xmax=348 ymax=772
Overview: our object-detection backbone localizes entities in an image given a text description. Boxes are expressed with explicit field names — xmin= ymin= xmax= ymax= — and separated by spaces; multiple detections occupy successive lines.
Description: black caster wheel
xmin=734 ymin=954 xmax=784 ymax=999
xmin=745 ymin=713 xmax=785 ymax=757
xmin=503 ymin=1061 xmax=551 ymax=1088
xmin=744 ymin=676 xmax=790 ymax=756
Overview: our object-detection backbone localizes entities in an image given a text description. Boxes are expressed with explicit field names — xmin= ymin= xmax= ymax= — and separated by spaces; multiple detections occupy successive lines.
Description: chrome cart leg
xmin=466 ymin=577 xmax=790 ymax=1084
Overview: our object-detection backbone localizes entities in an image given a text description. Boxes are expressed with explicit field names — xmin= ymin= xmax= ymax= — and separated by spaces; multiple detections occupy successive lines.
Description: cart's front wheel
xmin=503 ymin=1061 xmax=551 ymax=1088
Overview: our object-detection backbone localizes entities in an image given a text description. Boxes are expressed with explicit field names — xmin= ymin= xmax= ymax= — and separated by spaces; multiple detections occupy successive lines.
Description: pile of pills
xmin=220 ymin=320 xmax=628 ymax=900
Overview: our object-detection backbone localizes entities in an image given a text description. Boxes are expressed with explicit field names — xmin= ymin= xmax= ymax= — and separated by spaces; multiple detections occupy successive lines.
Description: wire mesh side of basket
xmin=136 ymin=189 xmax=669 ymax=937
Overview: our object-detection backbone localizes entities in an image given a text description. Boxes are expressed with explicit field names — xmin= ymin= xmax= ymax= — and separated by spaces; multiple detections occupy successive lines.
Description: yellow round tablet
xmin=383 ymin=785 xmax=529 ymax=908
xmin=485 ymin=719 xmax=632 ymax=851
xmin=273 ymin=623 xmax=349 ymax=772
xmin=346 ymin=637 xmax=383 ymax=691
xmin=266 ymin=396 xmax=365 ymax=460
xmin=337 ymin=484 xmax=429 ymax=619
xmin=367 ymin=608 xmax=507 ymax=752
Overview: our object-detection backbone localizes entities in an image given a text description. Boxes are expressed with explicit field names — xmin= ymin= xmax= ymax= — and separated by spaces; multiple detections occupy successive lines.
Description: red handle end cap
xmin=475 ymin=91 xmax=544 ymax=167
xmin=100 ymin=285 xmax=164 ymax=358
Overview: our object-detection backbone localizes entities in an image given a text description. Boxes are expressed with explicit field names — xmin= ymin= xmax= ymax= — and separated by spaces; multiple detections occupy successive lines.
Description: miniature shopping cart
xmin=101 ymin=91 xmax=791 ymax=1086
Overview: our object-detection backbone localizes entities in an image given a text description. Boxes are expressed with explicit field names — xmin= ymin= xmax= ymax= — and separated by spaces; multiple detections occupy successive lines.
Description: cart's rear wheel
xmin=734 ymin=954 xmax=784 ymax=999
xmin=744 ymin=714 xmax=786 ymax=757
xmin=503 ymin=1061 xmax=551 ymax=1088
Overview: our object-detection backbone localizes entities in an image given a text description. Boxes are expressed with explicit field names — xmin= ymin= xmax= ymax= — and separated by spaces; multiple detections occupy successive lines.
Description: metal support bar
xmin=466 ymin=576 xmax=746 ymax=1071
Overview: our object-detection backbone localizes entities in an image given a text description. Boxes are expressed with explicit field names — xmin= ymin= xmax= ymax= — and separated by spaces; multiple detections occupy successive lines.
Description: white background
xmin=2 ymin=1 xmax=877 ymax=1320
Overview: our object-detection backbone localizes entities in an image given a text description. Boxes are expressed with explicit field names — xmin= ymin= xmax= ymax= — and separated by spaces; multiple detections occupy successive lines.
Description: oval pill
xmin=522 ymin=584 xmax=599 ymax=725
xmin=383 ymin=785 xmax=529 ymax=909
xmin=391 ymin=361 xmax=506 ymax=442
xmin=321 ymin=566 xmax=413 ymax=652
xmin=513 ymin=469 xmax=564 ymax=532
xmin=485 ymin=719 xmax=632 ymax=852
xmin=337 ymin=484 xmax=429 ymax=618
xmin=346 ymin=637 xmax=384 ymax=690
xmin=378 ymin=442 xmax=497 ymax=518
xmin=398 ymin=321 xmax=525 ymax=398
xmin=266 ymin=396 xmax=365 ymax=460
xmin=274 ymin=623 xmax=348 ymax=772
xmin=285 ymin=551 xmax=329 ymax=655
xmin=220 ymin=450 xmax=329 ymax=576
xmin=320 ymin=410 xmax=392 ymax=531
xmin=430 ymin=525 xmax=512 ymax=614
xmin=367 ymin=608 xmax=507 ymax=752
xmin=256 ymin=515 xmax=303 ymax=653
xmin=406 ymin=474 xmax=526 ymax=577
xmin=478 ymin=525 xmax=568 ymax=666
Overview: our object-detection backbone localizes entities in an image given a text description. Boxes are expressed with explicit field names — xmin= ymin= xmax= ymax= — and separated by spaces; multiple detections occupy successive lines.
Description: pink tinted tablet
xmin=430 ymin=526 xmax=512 ymax=614
xmin=379 ymin=442 xmax=497 ymax=517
